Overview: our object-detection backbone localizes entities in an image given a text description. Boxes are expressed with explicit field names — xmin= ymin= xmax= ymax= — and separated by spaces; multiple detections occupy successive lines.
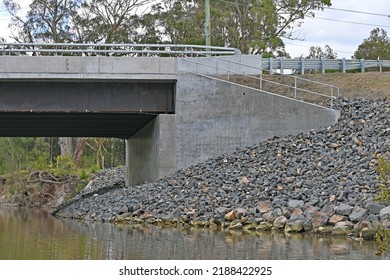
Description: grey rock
xmin=366 ymin=203 xmax=385 ymax=215
xmin=349 ymin=206 xmax=368 ymax=222
xmin=379 ymin=206 xmax=390 ymax=220
xmin=288 ymin=200 xmax=304 ymax=209
xmin=335 ymin=204 xmax=354 ymax=216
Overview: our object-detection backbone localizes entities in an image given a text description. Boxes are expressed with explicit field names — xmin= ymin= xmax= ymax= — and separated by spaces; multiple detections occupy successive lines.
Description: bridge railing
xmin=0 ymin=42 xmax=241 ymax=57
xmin=182 ymin=56 xmax=339 ymax=109
xmin=264 ymin=57 xmax=390 ymax=74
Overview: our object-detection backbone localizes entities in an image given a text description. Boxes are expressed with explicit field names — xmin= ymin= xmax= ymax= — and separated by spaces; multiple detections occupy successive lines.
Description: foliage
xmin=376 ymin=154 xmax=390 ymax=203
xmin=2 ymin=0 xmax=331 ymax=56
xmin=3 ymin=0 xmax=83 ymax=43
xmin=354 ymin=28 xmax=390 ymax=60
xmin=139 ymin=0 xmax=331 ymax=56
xmin=73 ymin=0 xmax=152 ymax=44
xmin=0 ymin=137 xmax=124 ymax=177
xmin=306 ymin=45 xmax=337 ymax=59
xmin=375 ymin=154 xmax=390 ymax=256
xmin=376 ymin=226 xmax=390 ymax=257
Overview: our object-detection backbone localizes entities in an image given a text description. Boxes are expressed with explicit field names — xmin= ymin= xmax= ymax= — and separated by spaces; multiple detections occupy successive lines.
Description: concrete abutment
xmin=126 ymin=72 xmax=339 ymax=186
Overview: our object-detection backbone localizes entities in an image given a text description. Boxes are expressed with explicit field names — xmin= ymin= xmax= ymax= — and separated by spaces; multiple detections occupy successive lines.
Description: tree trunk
xmin=58 ymin=137 xmax=73 ymax=156
xmin=73 ymin=137 xmax=88 ymax=167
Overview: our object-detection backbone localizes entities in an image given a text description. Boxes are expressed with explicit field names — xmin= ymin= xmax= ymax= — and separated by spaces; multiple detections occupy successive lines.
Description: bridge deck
xmin=0 ymin=79 xmax=175 ymax=138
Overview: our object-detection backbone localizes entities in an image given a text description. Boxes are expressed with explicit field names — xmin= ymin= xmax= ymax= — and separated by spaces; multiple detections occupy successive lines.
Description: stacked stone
xmin=55 ymin=98 xmax=390 ymax=238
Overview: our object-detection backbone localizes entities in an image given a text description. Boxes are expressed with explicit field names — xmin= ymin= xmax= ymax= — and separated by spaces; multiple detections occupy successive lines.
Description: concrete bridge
xmin=0 ymin=44 xmax=340 ymax=187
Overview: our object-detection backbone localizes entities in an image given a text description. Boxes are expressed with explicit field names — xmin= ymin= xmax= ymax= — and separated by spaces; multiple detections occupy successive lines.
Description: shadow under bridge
xmin=0 ymin=79 xmax=175 ymax=138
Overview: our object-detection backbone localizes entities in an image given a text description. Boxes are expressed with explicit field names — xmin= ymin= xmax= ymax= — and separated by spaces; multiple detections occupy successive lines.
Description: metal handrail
xmin=0 ymin=42 xmax=241 ymax=56
xmin=183 ymin=56 xmax=339 ymax=109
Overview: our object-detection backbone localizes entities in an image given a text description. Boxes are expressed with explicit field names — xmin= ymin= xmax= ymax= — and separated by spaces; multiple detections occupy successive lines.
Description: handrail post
xmin=330 ymin=87 xmax=334 ymax=109
xmin=294 ymin=77 xmax=297 ymax=98
xmin=259 ymin=73 xmax=263 ymax=91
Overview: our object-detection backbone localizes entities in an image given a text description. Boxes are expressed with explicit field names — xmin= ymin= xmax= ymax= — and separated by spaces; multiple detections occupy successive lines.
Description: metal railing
xmin=0 ymin=42 xmax=241 ymax=57
xmin=183 ymin=56 xmax=340 ymax=109
xmin=264 ymin=57 xmax=390 ymax=74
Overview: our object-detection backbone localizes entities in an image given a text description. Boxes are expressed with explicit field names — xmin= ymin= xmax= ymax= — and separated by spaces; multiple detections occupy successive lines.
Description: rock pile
xmin=55 ymin=98 xmax=390 ymax=238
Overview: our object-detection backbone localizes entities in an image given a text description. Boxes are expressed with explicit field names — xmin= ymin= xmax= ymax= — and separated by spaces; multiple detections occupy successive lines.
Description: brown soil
xmin=226 ymin=72 xmax=390 ymax=106
xmin=298 ymin=72 xmax=390 ymax=99
xmin=0 ymin=173 xmax=82 ymax=213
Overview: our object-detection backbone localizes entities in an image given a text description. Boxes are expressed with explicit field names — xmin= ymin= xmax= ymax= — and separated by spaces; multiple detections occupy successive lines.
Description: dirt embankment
xmin=228 ymin=71 xmax=390 ymax=106
xmin=299 ymin=72 xmax=390 ymax=99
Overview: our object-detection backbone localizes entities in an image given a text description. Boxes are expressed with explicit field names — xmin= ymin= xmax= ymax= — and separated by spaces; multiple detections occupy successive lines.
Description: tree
xmin=306 ymin=45 xmax=337 ymax=59
xmin=73 ymin=0 xmax=152 ymax=43
xmin=354 ymin=28 xmax=390 ymax=60
xmin=140 ymin=0 xmax=332 ymax=56
xmin=2 ymin=0 xmax=82 ymax=43
xmin=137 ymin=0 xmax=206 ymax=45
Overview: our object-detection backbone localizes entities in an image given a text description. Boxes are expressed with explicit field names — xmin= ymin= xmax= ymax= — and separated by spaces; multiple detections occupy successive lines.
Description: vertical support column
xmin=300 ymin=57 xmax=305 ymax=75
xmin=125 ymin=139 xmax=131 ymax=187
xmin=321 ymin=57 xmax=325 ymax=73
xmin=342 ymin=58 xmax=346 ymax=73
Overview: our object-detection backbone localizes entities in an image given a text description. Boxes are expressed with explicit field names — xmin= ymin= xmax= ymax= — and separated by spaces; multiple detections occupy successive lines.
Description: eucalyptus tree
xmin=140 ymin=0 xmax=332 ymax=56
xmin=73 ymin=0 xmax=153 ymax=43
xmin=136 ymin=0 xmax=206 ymax=45
xmin=2 ymin=0 xmax=82 ymax=43
xmin=215 ymin=0 xmax=331 ymax=56
xmin=354 ymin=28 xmax=390 ymax=60
xmin=306 ymin=45 xmax=337 ymax=59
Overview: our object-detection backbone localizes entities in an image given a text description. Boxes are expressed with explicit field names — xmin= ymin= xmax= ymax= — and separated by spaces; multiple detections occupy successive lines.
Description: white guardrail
xmin=263 ymin=57 xmax=390 ymax=74
xmin=0 ymin=42 xmax=241 ymax=56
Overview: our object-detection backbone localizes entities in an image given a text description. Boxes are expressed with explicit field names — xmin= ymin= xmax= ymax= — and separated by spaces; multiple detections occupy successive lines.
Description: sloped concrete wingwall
xmin=127 ymin=73 xmax=339 ymax=185
xmin=174 ymin=74 xmax=339 ymax=169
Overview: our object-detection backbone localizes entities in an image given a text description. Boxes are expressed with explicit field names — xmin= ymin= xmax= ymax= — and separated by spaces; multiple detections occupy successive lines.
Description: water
xmin=0 ymin=207 xmax=388 ymax=260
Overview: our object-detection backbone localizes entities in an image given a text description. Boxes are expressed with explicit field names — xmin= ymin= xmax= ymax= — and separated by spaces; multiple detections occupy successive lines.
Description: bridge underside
xmin=0 ymin=80 xmax=175 ymax=138
xmin=0 ymin=112 xmax=160 ymax=138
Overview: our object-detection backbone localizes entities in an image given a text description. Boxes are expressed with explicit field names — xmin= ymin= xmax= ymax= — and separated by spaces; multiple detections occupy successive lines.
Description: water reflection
xmin=0 ymin=207 xmax=388 ymax=260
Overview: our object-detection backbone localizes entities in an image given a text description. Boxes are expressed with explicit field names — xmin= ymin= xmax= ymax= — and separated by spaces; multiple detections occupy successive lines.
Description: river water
xmin=0 ymin=207 xmax=388 ymax=260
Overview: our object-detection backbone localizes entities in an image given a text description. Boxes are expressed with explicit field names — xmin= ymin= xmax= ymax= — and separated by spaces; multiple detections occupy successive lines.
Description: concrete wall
xmin=177 ymin=55 xmax=262 ymax=75
xmin=173 ymin=74 xmax=339 ymax=169
xmin=127 ymin=114 xmax=176 ymax=186
xmin=127 ymin=73 xmax=339 ymax=184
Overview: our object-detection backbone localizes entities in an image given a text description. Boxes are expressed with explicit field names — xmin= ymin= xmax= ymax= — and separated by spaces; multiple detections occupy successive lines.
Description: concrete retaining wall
xmin=127 ymin=73 xmax=339 ymax=184
xmin=174 ymin=74 xmax=339 ymax=169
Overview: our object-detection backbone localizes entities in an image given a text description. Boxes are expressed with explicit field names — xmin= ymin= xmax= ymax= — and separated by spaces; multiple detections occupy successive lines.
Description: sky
xmin=0 ymin=0 xmax=389 ymax=59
